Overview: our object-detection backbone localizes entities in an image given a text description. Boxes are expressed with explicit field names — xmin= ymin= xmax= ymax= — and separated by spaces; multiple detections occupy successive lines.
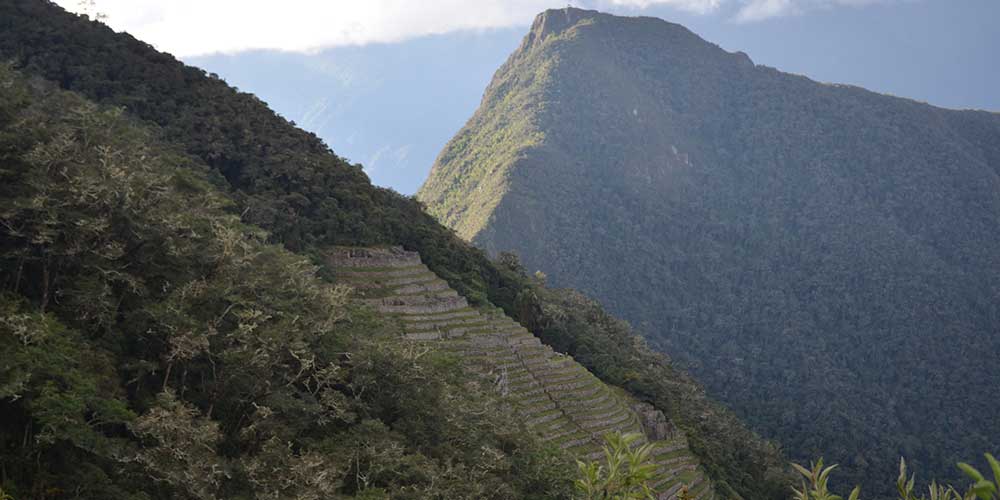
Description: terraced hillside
xmin=329 ymin=247 xmax=715 ymax=499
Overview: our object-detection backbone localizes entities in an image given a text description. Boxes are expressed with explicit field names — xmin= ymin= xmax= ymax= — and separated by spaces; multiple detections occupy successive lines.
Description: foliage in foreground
xmin=794 ymin=455 xmax=1000 ymax=500
xmin=572 ymin=446 xmax=1000 ymax=500
xmin=575 ymin=432 xmax=657 ymax=500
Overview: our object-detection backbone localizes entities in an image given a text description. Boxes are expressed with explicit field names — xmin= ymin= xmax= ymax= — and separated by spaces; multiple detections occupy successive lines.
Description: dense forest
xmin=420 ymin=7 xmax=1000 ymax=497
xmin=0 ymin=61 xmax=582 ymax=499
xmin=0 ymin=1 xmax=790 ymax=498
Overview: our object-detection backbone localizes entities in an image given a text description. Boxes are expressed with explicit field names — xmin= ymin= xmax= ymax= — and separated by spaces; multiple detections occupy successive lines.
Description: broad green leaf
xmin=986 ymin=453 xmax=1000 ymax=486
xmin=960 ymin=463 xmax=987 ymax=483
xmin=970 ymin=479 xmax=996 ymax=500
xmin=819 ymin=463 xmax=840 ymax=485
xmin=792 ymin=463 xmax=813 ymax=479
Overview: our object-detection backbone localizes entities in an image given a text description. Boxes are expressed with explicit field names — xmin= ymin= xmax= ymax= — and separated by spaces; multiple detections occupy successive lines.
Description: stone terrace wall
xmin=328 ymin=246 xmax=716 ymax=500
xmin=326 ymin=246 xmax=422 ymax=269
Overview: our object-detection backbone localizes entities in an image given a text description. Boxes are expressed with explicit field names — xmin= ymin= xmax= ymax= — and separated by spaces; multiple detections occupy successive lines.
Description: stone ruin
xmin=327 ymin=246 xmax=716 ymax=500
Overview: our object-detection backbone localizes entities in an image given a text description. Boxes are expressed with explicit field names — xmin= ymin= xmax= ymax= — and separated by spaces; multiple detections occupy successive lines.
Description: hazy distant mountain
xmin=420 ymin=7 xmax=1000 ymax=495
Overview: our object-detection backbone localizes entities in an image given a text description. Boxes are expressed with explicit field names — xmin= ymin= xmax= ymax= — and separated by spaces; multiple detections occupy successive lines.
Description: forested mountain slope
xmin=0 ymin=1 xmax=789 ymax=498
xmin=420 ymin=7 xmax=1000 ymax=496
xmin=0 ymin=64 xmax=586 ymax=499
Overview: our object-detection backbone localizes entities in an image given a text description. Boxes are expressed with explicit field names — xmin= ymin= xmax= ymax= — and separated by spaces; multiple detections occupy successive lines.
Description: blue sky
xmin=62 ymin=1 xmax=1000 ymax=194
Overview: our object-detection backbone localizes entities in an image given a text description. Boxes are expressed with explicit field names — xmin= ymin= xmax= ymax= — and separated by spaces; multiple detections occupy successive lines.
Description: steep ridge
xmin=0 ymin=65 xmax=588 ymax=499
xmin=420 ymin=7 xmax=1000 ymax=495
xmin=0 ymin=2 xmax=792 ymax=497
xmin=328 ymin=247 xmax=715 ymax=500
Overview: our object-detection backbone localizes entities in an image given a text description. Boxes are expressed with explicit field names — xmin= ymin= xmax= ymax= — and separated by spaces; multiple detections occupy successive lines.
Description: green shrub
xmin=575 ymin=432 xmax=657 ymax=500
xmin=794 ymin=455 xmax=1000 ymax=500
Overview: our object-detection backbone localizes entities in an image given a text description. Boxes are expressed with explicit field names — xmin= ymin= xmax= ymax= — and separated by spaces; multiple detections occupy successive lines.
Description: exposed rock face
xmin=326 ymin=246 xmax=422 ymax=268
xmin=327 ymin=246 xmax=715 ymax=500
xmin=633 ymin=402 xmax=676 ymax=442
xmin=419 ymin=7 xmax=1000 ymax=493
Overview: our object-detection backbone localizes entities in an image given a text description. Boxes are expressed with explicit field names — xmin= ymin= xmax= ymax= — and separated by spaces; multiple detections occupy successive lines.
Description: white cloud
xmin=735 ymin=0 xmax=798 ymax=21
xmin=56 ymin=0 xmax=903 ymax=57
xmin=735 ymin=0 xmax=899 ymax=22
xmin=607 ymin=0 xmax=723 ymax=13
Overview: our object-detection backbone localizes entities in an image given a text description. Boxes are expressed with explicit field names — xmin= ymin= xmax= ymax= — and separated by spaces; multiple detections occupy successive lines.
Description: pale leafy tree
xmin=129 ymin=391 xmax=226 ymax=500
xmin=576 ymin=432 xmax=657 ymax=500
xmin=240 ymin=436 xmax=342 ymax=500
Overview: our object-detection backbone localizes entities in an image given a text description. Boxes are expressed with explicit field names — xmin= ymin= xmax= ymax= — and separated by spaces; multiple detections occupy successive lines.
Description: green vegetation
xmin=420 ymin=7 xmax=1000 ymax=496
xmin=0 ymin=64 xmax=574 ymax=499
xmin=0 ymin=0 xmax=504 ymax=306
xmin=328 ymin=247 xmax=720 ymax=498
xmin=0 ymin=2 xmax=995 ymax=499
xmin=792 ymin=460 xmax=862 ymax=500
xmin=570 ymin=433 xmax=1000 ymax=500
xmin=575 ymin=433 xmax=657 ymax=500
xmin=792 ymin=455 xmax=1000 ymax=500
xmin=0 ymin=2 xmax=791 ymax=498
xmin=493 ymin=254 xmax=791 ymax=499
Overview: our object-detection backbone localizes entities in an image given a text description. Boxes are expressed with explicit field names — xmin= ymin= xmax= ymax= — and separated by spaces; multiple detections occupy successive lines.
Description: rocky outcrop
xmin=328 ymin=246 xmax=715 ymax=500
xmin=633 ymin=402 xmax=677 ymax=442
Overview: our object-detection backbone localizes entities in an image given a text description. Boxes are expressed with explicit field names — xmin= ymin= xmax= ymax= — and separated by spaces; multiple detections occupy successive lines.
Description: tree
xmin=130 ymin=391 xmax=225 ymax=499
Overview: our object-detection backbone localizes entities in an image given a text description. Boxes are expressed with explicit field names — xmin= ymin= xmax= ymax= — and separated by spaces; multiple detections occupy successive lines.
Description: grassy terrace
xmin=328 ymin=247 xmax=715 ymax=499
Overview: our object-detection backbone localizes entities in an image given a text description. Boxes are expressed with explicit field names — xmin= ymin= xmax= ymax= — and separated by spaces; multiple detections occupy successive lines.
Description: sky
xmin=61 ymin=0 xmax=922 ymax=56
xmin=58 ymin=0 xmax=1000 ymax=194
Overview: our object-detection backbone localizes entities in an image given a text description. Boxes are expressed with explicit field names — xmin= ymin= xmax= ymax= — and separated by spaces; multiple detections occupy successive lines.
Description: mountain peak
xmin=532 ymin=7 xmax=600 ymax=35
xmin=522 ymin=7 xmax=602 ymax=50
xmin=522 ymin=8 xmax=752 ymax=68
xmin=421 ymin=9 xmax=1000 ymax=496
